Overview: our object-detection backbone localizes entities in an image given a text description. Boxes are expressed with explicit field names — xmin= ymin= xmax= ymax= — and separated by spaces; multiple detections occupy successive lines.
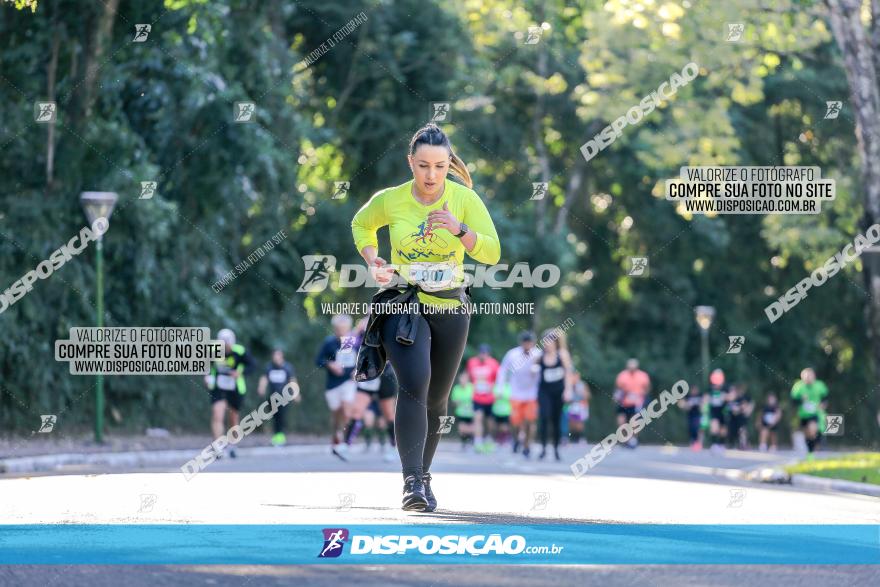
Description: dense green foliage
xmin=0 ymin=0 xmax=876 ymax=447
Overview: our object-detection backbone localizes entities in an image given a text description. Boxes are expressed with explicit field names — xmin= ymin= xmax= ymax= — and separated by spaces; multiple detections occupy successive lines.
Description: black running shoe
xmin=554 ymin=447 xmax=561 ymax=461
xmin=422 ymin=472 xmax=437 ymax=512
xmin=229 ymin=448 xmax=237 ymax=459
xmin=402 ymin=475 xmax=428 ymax=512
xmin=539 ymin=447 xmax=547 ymax=460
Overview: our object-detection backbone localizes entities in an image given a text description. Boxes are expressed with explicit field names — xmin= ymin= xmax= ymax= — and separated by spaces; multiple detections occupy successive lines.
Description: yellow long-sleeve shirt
xmin=351 ymin=178 xmax=501 ymax=307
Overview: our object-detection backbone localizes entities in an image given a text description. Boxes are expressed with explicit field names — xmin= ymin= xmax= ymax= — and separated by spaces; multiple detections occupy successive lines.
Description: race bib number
xmin=475 ymin=381 xmax=490 ymax=393
xmin=337 ymin=349 xmax=356 ymax=369
xmin=268 ymin=369 xmax=287 ymax=384
xmin=543 ymin=367 xmax=565 ymax=383
xmin=217 ymin=374 xmax=237 ymax=391
xmin=763 ymin=413 xmax=777 ymax=426
xmin=802 ymin=401 xmax=816 ymax=413
xmin=403 ymin=261 xmax=459 ymax=292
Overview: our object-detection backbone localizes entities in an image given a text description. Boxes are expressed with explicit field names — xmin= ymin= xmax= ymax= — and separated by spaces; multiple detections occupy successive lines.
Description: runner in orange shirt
xmin=613 ymin=358 xmax=651 ymax=448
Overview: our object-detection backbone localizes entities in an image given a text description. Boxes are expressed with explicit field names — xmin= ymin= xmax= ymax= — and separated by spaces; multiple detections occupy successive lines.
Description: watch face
xmin=458 ymin=223 xmax=468 ymax=236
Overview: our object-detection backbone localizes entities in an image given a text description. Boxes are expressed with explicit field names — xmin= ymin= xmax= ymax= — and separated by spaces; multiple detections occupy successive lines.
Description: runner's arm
xmin=241 ymin=349 xmax=256 ymax=375
xmin=352 ymin=190 xmax=388 ymax=256
xmin=560 ymin=349 xmax=574 ymax=398
xmin=495 ymin=352 xmax=511 ymax=390
xmin=462 ymin=190 xmax=501 ymax=265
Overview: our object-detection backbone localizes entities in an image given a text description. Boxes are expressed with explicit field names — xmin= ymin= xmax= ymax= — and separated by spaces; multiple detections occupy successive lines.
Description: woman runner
xmin=535 ymin=329 xmax=573 ymax=461
xmin=351 ymin=123 xmax=501 ymax=511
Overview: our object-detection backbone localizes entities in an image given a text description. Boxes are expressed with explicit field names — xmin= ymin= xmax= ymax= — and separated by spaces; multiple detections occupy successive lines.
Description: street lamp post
xmin=80 ymin=192 xmax=117 ymax=444
xmin=694 ymin=306 xmax=716 ymax=394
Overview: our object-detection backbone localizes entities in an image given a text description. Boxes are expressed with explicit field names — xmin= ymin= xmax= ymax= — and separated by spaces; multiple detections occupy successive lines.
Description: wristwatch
xmin=454 ymin=222 xmax=469 ymax=238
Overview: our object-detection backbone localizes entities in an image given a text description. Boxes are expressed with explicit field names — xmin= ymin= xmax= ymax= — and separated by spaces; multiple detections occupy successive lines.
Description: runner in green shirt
xmin=790 ymin=367 xmax=829 ymax=460
xmin=491 ymin=381 xmax=512 ymax=448
xmin=450 ymin=371 xmax=475 ymax=450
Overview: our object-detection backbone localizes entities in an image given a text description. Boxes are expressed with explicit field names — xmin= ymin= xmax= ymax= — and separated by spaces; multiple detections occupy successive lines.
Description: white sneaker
xmin=383 ymin=446 xmax=396 ymax=462
xmin=331 ymin=443 xmax=349 ymax=461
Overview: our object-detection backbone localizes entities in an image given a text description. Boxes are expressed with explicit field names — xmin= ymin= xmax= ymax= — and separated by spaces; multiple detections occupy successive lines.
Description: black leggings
xmin=381 ymin=307 xmax=470 ymax=479
xmin=687 ymin=412 xmax=701 ymax=443
xmin=538 ymin=389 xmax=564 ymax=449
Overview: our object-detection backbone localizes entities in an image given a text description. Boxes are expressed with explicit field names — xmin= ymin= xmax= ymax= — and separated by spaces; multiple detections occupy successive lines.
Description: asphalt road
xmin=1 ymin=442 xmax=877 ymax=585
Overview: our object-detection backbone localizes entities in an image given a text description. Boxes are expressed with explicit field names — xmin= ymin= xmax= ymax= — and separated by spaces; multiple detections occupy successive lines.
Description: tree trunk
xmin=826 ymin=0 xmax=880 ymax=407
xmin=78 ymin=0 xmax=119 ymax=122
xmin=554 ymin=159 xmax=584 ymax=235
xmin=46 ymin=29 xmax=60 ymax=189
xmin=532 ymin=37 xmax=551 ymax=238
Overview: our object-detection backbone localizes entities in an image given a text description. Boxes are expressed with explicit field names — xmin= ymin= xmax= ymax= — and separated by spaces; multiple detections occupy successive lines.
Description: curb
xmin=710 ymin=462 xmax=880 ymax=498
xmin=788 ymin=473 xmax=880 ymax=497
xmin=0 ymin=444 xmax=323 ymax=475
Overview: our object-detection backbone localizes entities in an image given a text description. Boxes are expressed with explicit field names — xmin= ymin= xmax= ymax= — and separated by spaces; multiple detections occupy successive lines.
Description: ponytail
xmin=409 ymin=122 xmax=473 ymax=188
xmin=449 ymin=151 xmax=473 ymax=189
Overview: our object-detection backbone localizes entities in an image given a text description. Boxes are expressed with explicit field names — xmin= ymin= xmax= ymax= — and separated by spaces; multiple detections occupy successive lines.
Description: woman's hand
xmin=369 ymin=256 xmax=395 ymax=286
xmin=427 ymin=202 xmax=461 ymax=234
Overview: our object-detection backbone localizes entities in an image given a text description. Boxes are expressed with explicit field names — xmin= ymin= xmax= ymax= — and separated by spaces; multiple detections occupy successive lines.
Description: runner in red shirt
xmin=466 ymin=344 xmax=500 ymax=453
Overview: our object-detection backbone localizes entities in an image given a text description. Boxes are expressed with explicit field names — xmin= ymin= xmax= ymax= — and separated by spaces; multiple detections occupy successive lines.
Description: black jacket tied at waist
xmin=354 ymin=281 xmax=471 ymax=382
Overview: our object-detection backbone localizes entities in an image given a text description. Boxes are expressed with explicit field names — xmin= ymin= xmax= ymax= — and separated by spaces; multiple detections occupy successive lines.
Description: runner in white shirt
xmin=495 ymin=331 xmax=542 ymax=458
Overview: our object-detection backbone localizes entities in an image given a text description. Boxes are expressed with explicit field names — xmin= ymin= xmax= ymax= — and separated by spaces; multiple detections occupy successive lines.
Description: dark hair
xmin=408 ymin=123 xmax=473 ymax=188
xmin=518 ymin=331 xmax=535 ymax=343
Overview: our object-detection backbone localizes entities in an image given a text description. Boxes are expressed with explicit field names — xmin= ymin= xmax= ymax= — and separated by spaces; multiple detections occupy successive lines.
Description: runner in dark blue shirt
xmin=315 ymin=314 xmax=359 ymax=460
xmin=257 ymin=349 xmax=299 ymax=446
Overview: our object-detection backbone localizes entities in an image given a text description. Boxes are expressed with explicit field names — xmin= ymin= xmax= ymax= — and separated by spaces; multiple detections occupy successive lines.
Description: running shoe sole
xmin=402 ymin=495 xmax=428 ymax=512
xmin=331 ymin=448 xmax=348 ymax=462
